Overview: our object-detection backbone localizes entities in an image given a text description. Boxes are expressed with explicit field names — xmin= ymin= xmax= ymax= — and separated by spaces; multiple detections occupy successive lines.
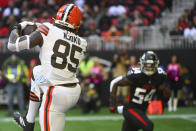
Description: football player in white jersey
xmin=7 ymin=4 xmax=87 ymax=131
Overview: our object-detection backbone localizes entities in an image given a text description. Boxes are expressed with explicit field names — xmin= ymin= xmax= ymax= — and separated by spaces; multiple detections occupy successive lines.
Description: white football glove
xmin=117 ymin=106 xmax=124 ymax=114
xmin=19 ymin=21 xmax=35 ymax=30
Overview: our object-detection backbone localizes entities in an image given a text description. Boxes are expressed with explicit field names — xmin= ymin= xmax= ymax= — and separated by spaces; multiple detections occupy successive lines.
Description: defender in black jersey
xmin=109 ymin=51 xmax=169 ymax=131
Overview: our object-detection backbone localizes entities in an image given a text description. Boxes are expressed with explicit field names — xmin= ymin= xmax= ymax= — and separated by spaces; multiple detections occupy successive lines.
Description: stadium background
xmin=0 ymin=0 xmax=196 ymax=131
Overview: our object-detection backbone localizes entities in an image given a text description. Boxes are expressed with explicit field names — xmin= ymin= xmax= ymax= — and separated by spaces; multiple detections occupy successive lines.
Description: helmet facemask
xmin=140 ymin=51 xmax=159 ymax=76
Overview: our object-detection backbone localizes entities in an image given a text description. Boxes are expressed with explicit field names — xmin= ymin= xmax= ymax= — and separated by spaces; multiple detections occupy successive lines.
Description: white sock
xmin=26 ymin=100 xmax=40 ymax=123
xmin=168 ymin=97 xmax=172 ymax=112
xmin=173 ymin=98 xmax=178 ymax=112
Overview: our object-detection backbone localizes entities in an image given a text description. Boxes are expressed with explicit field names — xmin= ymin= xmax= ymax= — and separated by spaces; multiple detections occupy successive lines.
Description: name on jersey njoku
xmin=64 ymin=32 xmax=81 ymax=45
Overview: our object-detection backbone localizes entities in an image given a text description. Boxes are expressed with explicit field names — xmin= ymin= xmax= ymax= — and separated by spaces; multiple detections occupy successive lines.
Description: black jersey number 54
xmin=51 ymin=39 xmax=82 ymax=73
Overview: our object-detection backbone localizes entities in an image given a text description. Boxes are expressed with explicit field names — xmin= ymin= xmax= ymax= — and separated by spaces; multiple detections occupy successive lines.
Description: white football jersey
xmin=37 ymin=22 xmax=87 ymax=85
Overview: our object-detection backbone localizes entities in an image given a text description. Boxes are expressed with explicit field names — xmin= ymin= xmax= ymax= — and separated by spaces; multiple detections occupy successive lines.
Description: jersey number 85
xmin=51 ymin=39 xmax=82 ymax=73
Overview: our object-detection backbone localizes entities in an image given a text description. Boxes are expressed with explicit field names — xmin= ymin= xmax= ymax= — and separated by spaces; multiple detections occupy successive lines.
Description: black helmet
xmin=140 ymin=51 xmax=159 ymax=76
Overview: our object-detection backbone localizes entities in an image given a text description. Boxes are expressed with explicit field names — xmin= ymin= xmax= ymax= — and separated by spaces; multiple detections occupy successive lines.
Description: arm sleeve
xmin=8 ymin=35 xmax=30 ymax=52
xmin=110 ymin=76 xmax=123 ymax=92
xmin=7 ymin=29 xmax=43 ymax=52
xmin=110 ymin=75 xmax=132 ymax=93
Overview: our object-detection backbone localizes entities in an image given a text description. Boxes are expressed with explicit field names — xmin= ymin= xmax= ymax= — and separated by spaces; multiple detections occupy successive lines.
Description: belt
xmin=57 ymin=83 xmax=77 ymax=87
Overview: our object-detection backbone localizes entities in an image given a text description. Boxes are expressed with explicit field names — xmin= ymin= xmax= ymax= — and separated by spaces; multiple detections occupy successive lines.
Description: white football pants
xmin=32 ymin=66 xmax=81 ymax=131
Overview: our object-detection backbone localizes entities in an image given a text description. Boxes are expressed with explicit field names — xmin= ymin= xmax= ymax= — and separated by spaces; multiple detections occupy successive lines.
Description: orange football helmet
xmin=55 ymin=4 xmax=82 ymax=30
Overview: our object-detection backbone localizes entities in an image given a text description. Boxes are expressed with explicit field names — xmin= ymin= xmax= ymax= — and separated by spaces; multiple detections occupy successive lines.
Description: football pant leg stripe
xmin=44 ymin=86 xmax=55 ymax=131
xmin=29 ymin=96 xmax=39 ymax=102
xmin=128 ymin=109 xmax=148 ymax=127
xmin=30 ymin=92 xmax=39 ymax=97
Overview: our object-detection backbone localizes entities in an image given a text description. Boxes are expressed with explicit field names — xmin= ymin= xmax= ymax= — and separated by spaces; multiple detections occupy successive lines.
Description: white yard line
xmin=182 ymin=118 xmax=196 ymax=123
xmin=180 ymin=116 xmax=196 ymax=123
xmin=0 ymin=114 xmax=196 ymax=123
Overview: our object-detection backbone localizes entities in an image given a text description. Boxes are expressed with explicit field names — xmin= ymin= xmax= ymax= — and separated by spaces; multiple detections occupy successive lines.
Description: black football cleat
xmin=13 ymin=112 xmax=35 ymax=131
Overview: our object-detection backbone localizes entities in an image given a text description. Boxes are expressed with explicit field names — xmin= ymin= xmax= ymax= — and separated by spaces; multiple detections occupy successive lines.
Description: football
xmin=21 ymin=24 xmax=37 ymax=35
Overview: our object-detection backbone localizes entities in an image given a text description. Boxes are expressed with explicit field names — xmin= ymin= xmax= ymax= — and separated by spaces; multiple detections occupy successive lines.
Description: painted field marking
xmin=0 ymin=114 xmax=196 ymax=123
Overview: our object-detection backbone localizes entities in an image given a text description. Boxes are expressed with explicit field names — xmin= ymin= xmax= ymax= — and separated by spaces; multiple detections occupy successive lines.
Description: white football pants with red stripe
xmin=32 ymin=66 xmax=81 ymax=131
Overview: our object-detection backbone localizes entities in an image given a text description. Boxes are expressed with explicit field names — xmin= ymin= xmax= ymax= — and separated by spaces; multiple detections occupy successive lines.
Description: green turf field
xmin=0 ymin=107 xmax=196 ymax=131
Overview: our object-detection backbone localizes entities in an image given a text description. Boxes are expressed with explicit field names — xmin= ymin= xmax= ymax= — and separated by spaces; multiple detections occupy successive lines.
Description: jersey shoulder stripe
xmin=157 ymin=67 xmax=166 ymax=75
xmin=38 ymin=24 xmax=49 ymax=36
xmin=127 ymin=67 xmax=141 ymax=75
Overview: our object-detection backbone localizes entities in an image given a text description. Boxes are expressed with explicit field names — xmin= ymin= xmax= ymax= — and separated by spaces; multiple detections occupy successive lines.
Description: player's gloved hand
xmin=109 ymin=96 xmax=117 ymax=113
xmin=19 ymin=21 xmax=35 ymax=30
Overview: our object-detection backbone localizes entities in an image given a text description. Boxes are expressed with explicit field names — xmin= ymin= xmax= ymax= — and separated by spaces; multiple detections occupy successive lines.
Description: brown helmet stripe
xmin=61 ymin=5 xmax=69 ymax=21
xmin=65 ymin=5 xmax=75 ymax=22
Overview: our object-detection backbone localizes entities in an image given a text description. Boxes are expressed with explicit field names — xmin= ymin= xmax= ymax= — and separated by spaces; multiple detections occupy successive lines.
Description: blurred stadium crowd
xmin=0 ymin=0 xmax=172 ymax=47
xmin=0 ymin=0 xmax=196 ymax=115
xmin=170 ymin=3 xmax=196 ymax=45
